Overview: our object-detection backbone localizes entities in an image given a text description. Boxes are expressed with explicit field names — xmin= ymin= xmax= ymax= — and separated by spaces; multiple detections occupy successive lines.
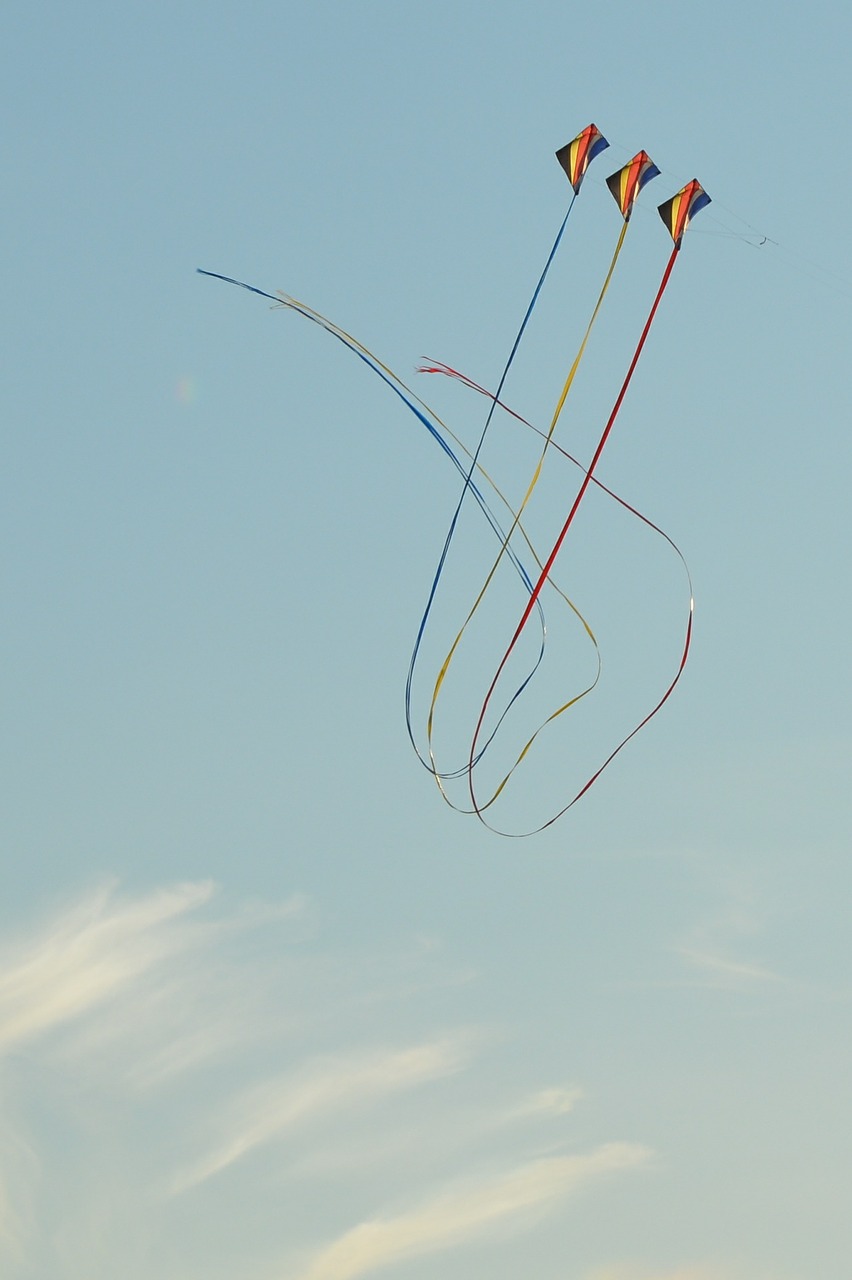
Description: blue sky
xmin=2 ymin=1 xmax=851 ymax=1277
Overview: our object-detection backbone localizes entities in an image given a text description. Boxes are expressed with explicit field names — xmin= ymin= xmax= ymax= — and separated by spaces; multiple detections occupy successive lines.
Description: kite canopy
xmin=658 ymin=179 xmax=711 ymax=246
xmin=606 ymin=151 xmax=660 ymax=221
xmin=555 ymin=124 xmax=609 ymax=194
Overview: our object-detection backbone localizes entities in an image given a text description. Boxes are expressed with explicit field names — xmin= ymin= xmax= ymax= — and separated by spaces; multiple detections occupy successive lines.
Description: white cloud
xmin=0 ymin=882 xmax=312 ymax=1093
xmin=297 ymin=1143 xmax=651 ymax=1280
xmin=511 ymin=1084 xmax=584 ymax=1117
xmin=0 ymin=882 xmax=654 ymax=1280
xmin=671 ymin=876 xmax=790 ymax=992
xmin=0 ymin=881 xmax=216 ymax=1053
xmin=676 ymin=948 xmax=781 ymax=988
xmin=172 ymin=1035 xmax=474 ymax=1193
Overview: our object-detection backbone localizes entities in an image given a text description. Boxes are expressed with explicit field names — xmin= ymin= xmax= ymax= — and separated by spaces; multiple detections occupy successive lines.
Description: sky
xmin=2 ymin=1 xmax=852 ymax=1277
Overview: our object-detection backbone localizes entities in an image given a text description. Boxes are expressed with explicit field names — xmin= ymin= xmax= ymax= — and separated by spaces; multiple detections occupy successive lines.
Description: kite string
xmin=467 ymin=242 xmax=682 ymax=827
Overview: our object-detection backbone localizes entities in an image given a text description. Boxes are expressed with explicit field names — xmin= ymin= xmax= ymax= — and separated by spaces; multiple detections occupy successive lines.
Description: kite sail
xmin=658 ymin=179 xmax=712 ymax=246
xmin=555 ymin=123 xmax=610 ymax=193
xmin=199 ymin=128 xmax=710 ymax=836
xmin=606 ymin=150 xmax=661 ymax=219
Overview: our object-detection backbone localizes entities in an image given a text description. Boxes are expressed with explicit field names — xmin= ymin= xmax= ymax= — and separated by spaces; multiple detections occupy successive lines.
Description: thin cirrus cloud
xmin=0 ymin=882 xmax=654 ymax=1279
xmin=675 ymin=947 xmax=782 ymax=988
xmin=296 ymin=1143 xmax=651 ymax=1280
xmin=672 ymin=880 xmax=789 ymax=992
xmin=171 ymin=1034 xmax=474 ymax=1193
xmin=0 ymin=880 xmax=218 ymax=1054
xmin=510 ymin=1084 xmax=584 ymax=1117
xmin=0 ymin=880 xmax=309 ymax=1087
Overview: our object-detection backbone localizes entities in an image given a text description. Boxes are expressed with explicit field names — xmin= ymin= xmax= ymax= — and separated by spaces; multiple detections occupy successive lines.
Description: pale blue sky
xmin=2 ymin=2 xmax=851 ymax=1277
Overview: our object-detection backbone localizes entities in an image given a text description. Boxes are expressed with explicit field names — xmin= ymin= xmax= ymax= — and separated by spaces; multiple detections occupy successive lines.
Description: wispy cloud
xmin=172 ymin=1035 xmax=474 ymax=1193
xmin=0 ymin=881 xmax=216 ymax=1053
xmin=675 ymin=948 xmax=781 ymax=988
xmin=297 ymin=1143 xmax=651 ymax=1280
xmin=0 ymin=881 xmax=312 ymax=1094
xmin=671 ymin=876 xmax=790 ymax=992
xmin=509 ymin=1084 xmax=584 ymax=1117
xmin=0 ymin=881 xmax=654 ymax=1280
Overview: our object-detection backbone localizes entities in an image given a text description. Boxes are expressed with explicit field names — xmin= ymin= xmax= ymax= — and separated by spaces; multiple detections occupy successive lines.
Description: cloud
xmin=0 ymin=882 xmax=654 ymax=1280
xmin=0 ymin=881 xmax=217 ymax=1053
xmin=669 ymin=876 xmax=790 ymax=992
xmin=0 ymin=881 xmax=312 ymax=1093
xmin=510 ymin=1084 xmax=584 ymax=1117
xmin=172 ymin=1035 xmax=473 ymax=1193
xmin=297 ymin=1143 xmax=651 ymax=1280
xmin=675 ymin=948 xmax=781 ymax=988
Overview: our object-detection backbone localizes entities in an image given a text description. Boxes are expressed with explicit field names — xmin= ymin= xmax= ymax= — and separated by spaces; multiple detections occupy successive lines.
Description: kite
xmin=606 ymin=150 xmax=661 ymax=218
xmin=658 ymin=178 xmax=712 ymax=247
xmin=198 ymin=132 xmax=710 ymax=836
xmin=555 ymin=123 xmax=610 ymax=192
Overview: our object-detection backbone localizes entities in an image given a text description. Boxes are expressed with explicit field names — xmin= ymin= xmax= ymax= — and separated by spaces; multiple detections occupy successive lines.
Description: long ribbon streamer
xmin=424 ymin=219 xmax=630 ymax=790
xmin=404 ymin=197 xmax=581 ymax=779
xmin=467 ymin=243 xmax=684 ymax=833
xmin=197 ymin=269 xmax=599 ymax=784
